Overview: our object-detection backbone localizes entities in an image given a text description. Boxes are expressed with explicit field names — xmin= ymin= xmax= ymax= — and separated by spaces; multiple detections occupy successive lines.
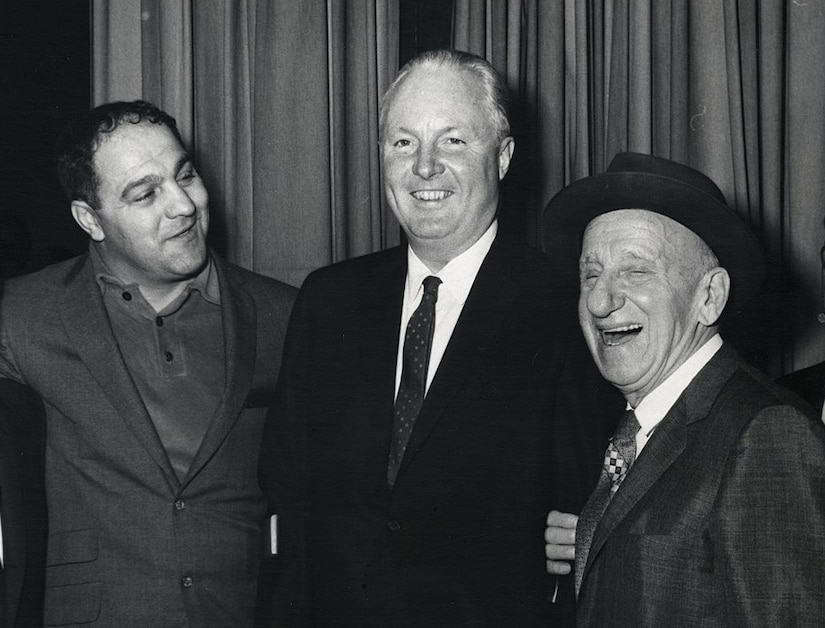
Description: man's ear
xmin=697 ymin=267 xmax=730 ymax=327
xmin=71 ymin=201 xmax=105 ymax=242
xmin=498 ymin=136 xmax=515 ymax=180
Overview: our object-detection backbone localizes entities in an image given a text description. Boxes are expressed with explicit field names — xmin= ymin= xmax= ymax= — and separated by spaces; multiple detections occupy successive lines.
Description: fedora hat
xmin=541 ymin=152 xmax=765 ymax=315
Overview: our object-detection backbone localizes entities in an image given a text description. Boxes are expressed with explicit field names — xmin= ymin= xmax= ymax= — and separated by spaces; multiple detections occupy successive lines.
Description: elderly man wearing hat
xmin=543 ymin=152 xmax=825 ymax=626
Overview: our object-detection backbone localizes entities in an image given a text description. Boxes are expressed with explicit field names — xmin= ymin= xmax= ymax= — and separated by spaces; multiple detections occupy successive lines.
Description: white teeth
xmin=606 ymin=324 xmax=642 ymax=333
xmin=412 ymin=190 xmax=451 ymax=201
xmin=600 ymin=324 xmax=643 ymax=346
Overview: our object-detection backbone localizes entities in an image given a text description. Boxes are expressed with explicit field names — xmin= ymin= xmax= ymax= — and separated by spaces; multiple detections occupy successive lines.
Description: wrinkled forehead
xmin=95 ymin=121 xmax=182 ymax=159
xmin=385 ymin=66 xmax=492 ymax=130
xmin=92 ymin=122 xmax=188 ymax=194
xmin=579 ymin=210 xmax=720 ymax=283
xmin=582 ymin=209 xmax=709 ymax=254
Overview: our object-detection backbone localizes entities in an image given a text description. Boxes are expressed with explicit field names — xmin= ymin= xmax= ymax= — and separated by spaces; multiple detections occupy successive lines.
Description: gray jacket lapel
xmin=59 ymin=256 xmax=179 ymax=489
xmin=584 ymin=343 xmax=739 ymax=582
xmin=182 ymin=259 xmax=257 ymax=487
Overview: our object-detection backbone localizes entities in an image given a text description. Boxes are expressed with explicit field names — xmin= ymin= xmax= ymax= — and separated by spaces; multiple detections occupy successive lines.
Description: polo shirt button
xmin=122 ymin=291 xmax=132 ymax=301
xmin=156 ymin=316 xmax=164 ymax=327
xmin=181 ymin=576 xmax=193 ymax=588
xmin=165 ymin=351 xmax=173 ymax=362
xmin=174 ymin=500 xmax=186 ymax=511
xmin=386 ymin=519 xmax=401 ymax=532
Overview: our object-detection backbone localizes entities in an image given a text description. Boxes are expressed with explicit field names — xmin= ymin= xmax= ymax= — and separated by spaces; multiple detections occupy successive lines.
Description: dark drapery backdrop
xmin=450 ymin=0 xmax=825 ymax=377
xmin=0 ymin=0 xmax=90 ymax=276
xmin=6 ymin=1 xmax=825 ymax=376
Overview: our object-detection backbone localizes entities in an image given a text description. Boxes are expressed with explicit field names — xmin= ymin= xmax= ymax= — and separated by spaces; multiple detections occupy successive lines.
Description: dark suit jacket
xmin=0 ymin=252 xmax=296 ymax=627
xmin=577 ymin=345 xmax=825 ymax=627
xmin=0 ymin=379 xmax=46 ymax=627
xmin=259 ymin=240 xmax=622 ymax=627
xmin=777 ymin=360 xmax=825 ymax=415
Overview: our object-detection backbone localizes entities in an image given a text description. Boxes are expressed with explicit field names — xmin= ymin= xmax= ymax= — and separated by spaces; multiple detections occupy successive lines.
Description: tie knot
xmin=422 ymin=276 xmax=442 ymax=301
xmin=614 ymin=409 xmax=640 ymax=443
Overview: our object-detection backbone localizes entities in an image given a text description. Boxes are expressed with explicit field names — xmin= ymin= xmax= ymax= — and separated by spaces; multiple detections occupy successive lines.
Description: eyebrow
xmin=392 ymin=125 xmax=463 ymax=136
xmin=119 ymin=153 xmax=193 ymax=199
xmin=579 ymin=249 xmax=656 ymax=267
xmin=618 ymin=250 xmax=655 ymax=262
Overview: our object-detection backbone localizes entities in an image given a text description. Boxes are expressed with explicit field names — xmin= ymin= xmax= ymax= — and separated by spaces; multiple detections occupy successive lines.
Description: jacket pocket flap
xmin=47 ymin=528 xmax=99 ymax=566
xmin=44 ymin=581 xmax=102 ymax=625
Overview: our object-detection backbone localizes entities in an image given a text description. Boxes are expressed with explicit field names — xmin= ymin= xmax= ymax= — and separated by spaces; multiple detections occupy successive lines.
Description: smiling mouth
xmin=411 ymin=190 xmax=453 ymax=201
xmin=600 ymin=324 xmax=643 ymax=346
xmin=171 ymin=223 xmax=196 ymax=239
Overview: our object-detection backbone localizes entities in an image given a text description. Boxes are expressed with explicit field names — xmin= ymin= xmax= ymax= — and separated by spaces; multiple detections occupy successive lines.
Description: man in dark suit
xmin=543 ymin=153 xmax=825 ymax=625
xmin=778 ymin=354 xmax=825 ymax=418
xmin=775 ymin=212 xmax=825 ymax=417
xmin=257 ymin=50 xmax=620 ymax=627
xmin=0 ymin=379 xmax=46 ymax=627
xmin=0 ymin=101 xmax=296 ymax=626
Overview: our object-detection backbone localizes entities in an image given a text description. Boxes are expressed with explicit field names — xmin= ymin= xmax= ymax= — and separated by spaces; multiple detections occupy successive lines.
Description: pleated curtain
xmin=92 ymin=0 xmax=825 ymax=373
xmin=92 ymin=0 xmax=400 ymax=288
xmin=454 ymin=0 xmax=825 ymax=375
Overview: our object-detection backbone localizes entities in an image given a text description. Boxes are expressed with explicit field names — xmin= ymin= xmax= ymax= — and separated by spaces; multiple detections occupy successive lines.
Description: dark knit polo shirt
xmin=91 ymin=248 xmax=225 ymax=481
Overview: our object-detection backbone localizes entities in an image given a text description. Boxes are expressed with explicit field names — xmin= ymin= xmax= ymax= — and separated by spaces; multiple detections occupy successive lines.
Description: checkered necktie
xmin=387 ymin=276 xmax=441 ymax=486
xmin=575 ymin=409 xmax=640 ymax=595
xmin=604 ymin=409 xmax=639 ymax=493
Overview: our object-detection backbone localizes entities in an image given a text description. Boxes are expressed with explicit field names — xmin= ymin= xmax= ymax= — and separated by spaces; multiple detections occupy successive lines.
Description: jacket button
xmin=174 ymin=500 xmax=186 ymax=511
xmin=386 ymin=519 xmax=401 ymax=532
xmin=181 ymin=576 xmax=193 ymax=588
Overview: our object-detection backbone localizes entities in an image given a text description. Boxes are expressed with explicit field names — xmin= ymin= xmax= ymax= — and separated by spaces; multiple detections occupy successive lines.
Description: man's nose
xmin=586 ymin=275 xmax=624 ymax=317
xmin=166 ymin=184 xmax=197 ymax=218
xmin=413 ymin=145 xmax=445 ymax=179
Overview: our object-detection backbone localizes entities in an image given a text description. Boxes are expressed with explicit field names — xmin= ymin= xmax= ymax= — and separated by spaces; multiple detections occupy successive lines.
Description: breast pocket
xmin=47 ymin=528 xmax=99 ymax=567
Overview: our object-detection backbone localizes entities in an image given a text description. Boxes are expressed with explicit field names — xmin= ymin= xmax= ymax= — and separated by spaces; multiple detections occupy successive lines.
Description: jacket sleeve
xmin=256 ymin=275 xmax=316 ymax=627
xmin=712 ymin=404 xmax=825 ymax=626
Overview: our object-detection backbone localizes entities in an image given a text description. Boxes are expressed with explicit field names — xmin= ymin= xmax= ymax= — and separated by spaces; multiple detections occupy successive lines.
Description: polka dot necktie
xmin=387 ymin=275 xmax=442 ymax=486
xmin=574 ymin=409 xmax=640 ymax=595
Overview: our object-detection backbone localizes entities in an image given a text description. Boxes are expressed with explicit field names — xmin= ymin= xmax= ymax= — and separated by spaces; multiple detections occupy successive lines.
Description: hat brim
xmin=541 ymin=171 xmax=766 ymax=316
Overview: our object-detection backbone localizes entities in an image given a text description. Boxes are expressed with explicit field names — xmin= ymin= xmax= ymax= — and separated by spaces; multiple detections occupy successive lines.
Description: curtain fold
xmin=784 ymin=1 xmax=825 ymax=371
xmin=92 ymin=0 xmax=143 ymax=103
xmin=92 ymin=0 xmax=398 ymax=288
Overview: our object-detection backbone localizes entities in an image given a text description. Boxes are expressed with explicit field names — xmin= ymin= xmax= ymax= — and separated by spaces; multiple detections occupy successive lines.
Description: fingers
xmin=546 ymin=559 xmax=572 ymax=575
xmin=546 ymin=509 xmax=579 ymax=528
xmin=544 ymin=524 xmax=576 ymax=545
xmin=544 ymin=509 xmax=577 ymax=574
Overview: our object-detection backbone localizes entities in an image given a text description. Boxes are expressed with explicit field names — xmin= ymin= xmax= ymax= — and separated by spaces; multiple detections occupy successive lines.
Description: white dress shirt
xmin=394 ymin=221 xmax=498 ymax=397
xmin=632 ymin=334 xmax=724 ymax=455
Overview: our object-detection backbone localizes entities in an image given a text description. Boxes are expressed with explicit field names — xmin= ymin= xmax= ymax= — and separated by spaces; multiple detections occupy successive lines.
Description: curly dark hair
xmin=55 ymin=100 xmax=184 ymax=208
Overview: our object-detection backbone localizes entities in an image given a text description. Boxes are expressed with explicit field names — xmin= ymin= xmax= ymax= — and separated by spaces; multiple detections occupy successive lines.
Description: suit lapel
xmin=182 ymin=259 xmax=257 ymax=487
xmin=583 ymin=344 xmax=740 ymax=582
xmin=397 ymin=241 xmax=519 ymax=479
xmin=353 ymin=251 xmax=408 ymax=488
xmin=584 ymin=403 xmax=687 ymax=577
xmin=59 ymin=256 xmax=179 ymax=488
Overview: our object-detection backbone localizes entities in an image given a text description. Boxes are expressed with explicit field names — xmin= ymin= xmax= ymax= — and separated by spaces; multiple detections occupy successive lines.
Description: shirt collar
xmin=632 ymin=334 xmax=724 ymax=437
xmin=90 ymin=245 xmax=221 ymax=312
xmin=405 ymin=220 xmax=498 ymax=304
